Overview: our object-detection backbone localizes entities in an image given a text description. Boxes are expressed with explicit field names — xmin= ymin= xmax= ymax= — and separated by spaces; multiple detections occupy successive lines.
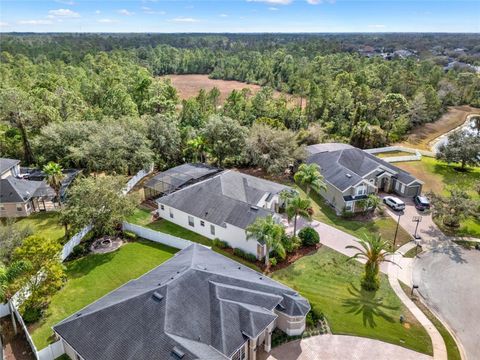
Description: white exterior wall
xmin=157 ymin=204 xmax=260 ymax=257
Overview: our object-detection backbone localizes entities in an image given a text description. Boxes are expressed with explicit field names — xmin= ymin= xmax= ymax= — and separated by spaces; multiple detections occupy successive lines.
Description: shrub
xmin=269 ymin=257 xmax=277 ymax=267
xmin=298 ymin=227 xmax=320 ymax=246
xmin=233 ymin=248 xmax=257 ymax=262
xmin=123 ymin=230 xmax=137 ymax=240
xmin=69 ymin=243 xmax=88 ymax=260
xmin=21 ymin=304 xmax=43 ymax=324
xmin=212 ymin=238 xmax=229 ymax=249
xmin=281 ymin=234 xmax=300 ymax=253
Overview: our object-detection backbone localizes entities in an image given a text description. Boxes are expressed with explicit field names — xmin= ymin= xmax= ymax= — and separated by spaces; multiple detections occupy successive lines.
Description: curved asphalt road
xmin=413 ymin=245 xmax=480 ymax=360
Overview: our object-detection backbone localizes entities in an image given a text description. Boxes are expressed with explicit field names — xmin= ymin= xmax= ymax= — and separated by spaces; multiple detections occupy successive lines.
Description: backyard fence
xmin=365 ymin=145 xmax=435 ymax=163
xmin=61 ymin=224 xmax=93 ymax=261
xmin=0 ymin=303 xmax=9 ymax=318
xmin=11 ymin=303 xmax=40 ymax=359
xmin=122 ymin=164 xmax=154 ymax=195
xmin=122 ymin=222 xmax=193 ymax=250
xmin=37 ymin=340 xmax=64 ymax=360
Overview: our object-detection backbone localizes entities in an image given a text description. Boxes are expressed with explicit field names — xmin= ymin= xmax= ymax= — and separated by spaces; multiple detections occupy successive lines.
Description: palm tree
xmin=366 ymin=194 xmax=382 ymax=213
xmin=43 ymin=162 xmax=65 ymax=206
xmin=286 ymin=196 xmax=312 ymax=237
xmin=294 ymin=163 xmax=327 ymax=197
xmin=246 ymin=215 xmax=285 ymax=266
xmin=0 ymin=261 xmax=29 ymax=335
xmin=346 ymin=235 xmax=396 ymax=292
xmin=184 ymin=136 xmax=208 ymax=163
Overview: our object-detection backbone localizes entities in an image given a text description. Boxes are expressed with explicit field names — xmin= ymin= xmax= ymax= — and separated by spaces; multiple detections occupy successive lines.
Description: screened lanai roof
xmin=144 ymin=163 xmax=221 ymax=195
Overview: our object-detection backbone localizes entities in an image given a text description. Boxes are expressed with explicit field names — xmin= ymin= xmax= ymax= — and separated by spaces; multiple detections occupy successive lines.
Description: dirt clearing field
xmin=162 ymin=74 xmax=263 ymax=103
xmin=162 ymin=74 xmax=300 ymax=106
xmin=398 ymin=105 xmax=480 ymax=150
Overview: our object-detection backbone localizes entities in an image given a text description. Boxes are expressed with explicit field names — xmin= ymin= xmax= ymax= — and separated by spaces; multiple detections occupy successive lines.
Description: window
xmin=169 ymin=209 xmax=174 ymax=219
xmin=160 ymin=204 xmax=165 ymax=210
xmin=26 ymin=202 xmax=30 ymax=210
xmin=231 ymin=344 xmax=246 ymax=360
xmin=200 ymin=220 xmax=205 ymax=227
xmin=356 ymin=185 xmax=367 ymax=196
xmin=210 ymin=225 xmax=215 ymax=236
xmin=400 ymin=183 xmax=406 ymax=193
xmin=188 ymin=216 xmax=194 ymax=227
xmin=345 ymin=201 xmax=353 ymax=212
xmin=16 ymin=204 xmax=23 ymax=212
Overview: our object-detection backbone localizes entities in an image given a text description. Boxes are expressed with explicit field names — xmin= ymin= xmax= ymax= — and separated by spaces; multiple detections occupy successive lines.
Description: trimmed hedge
xmin=298 ymin=227 xmax=320 ymax=246
xmin=233 ymin=248 xmax=257 ymax=262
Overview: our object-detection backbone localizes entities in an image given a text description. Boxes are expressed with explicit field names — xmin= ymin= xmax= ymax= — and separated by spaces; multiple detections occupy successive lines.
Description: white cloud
xmin=0 ymin=21 xmax=9 ymax=27
xmin=219 ymin=13 xmax=228 ymax=17
xmin=48 ymin=9 xmax=80 ymax=18
xmin=97 ymin=18 xmax=119 ymax=23
xmin=95 ymin=10 xmax=101 ymax=14
xmin=268 ymin=7 xmax=279 ymax=11
xmin=368 ymin=24 xmax=386 ymax=29
xmin=141 ymin=6 xmax=166 ymax=15
xmin=306 ymin=0 xmax=336 ymax=4
xmin=118 ymin=9 xmax=135 ymax=16
xmin=18 ymin=19 xmax=53 ymax=25
xmin=169 ymin=17 xmax=199 ymax=23
xmin=247 ymin=0 xmax=292 ymax=4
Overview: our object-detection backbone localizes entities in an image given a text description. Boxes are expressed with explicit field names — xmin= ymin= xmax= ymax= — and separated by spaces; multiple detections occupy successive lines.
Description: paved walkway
xmin=260 ymin=335 xmax=432 ymax=360
xmin=288 ymin=215 xmax=448 ymax=360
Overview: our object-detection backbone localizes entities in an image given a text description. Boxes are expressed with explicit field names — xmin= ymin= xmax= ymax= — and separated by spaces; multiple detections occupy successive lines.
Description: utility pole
xmin=393 ymin=211 xmax=403 ymax=251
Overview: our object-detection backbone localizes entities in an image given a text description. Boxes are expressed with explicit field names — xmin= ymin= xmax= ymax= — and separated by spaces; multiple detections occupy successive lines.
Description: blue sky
xmin=1 ymin=1 xmax=479 ymax=33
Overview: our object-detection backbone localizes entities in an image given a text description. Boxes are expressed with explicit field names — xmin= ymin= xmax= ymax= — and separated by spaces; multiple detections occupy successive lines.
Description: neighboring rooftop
xmin=54 ymin=244 xmax=309 ymax=360
xmin=145 ymin=163 xmax=221 ymax=195
xmin=0 ymin=158 xmax=20 ymax=175
xmin=307 ymin=143 xmax=421 ymax=191
xmin=157 ymin=170 xmax=290 ymax=229
xmin=0 ymin=177 xmax=55 ymax=203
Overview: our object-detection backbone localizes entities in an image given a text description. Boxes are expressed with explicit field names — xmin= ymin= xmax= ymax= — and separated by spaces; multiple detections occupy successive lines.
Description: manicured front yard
xmin=396 ymin=157 xmax=480 ymax=237
xmin=14 ymin=211 xmax=66 ymax=244
xmin=30 ymin=240 xmax=177 ymax=350
xmin=295 ymin=187 xmax=412 ymax=249
xmin=272 ymin=246 xmax=433 ymax=355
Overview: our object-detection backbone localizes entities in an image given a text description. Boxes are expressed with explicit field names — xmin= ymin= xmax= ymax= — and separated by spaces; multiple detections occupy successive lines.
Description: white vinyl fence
xmin=0 ymin=302 xmax=10 ymax=318
xmin=365 ymin=145 xmax=435 ymax=163
xmin=61 ymin=224 xmax=93 ymax=261
xmin=122 ymin=164 xmax=154 ymax=195
xmin=37 ymin=340 xmax=64 ymax=360
xmin=11 ymin=304 xmax=40 ymax=358
xmin=122 ymin=222 xmax=193 ymax=250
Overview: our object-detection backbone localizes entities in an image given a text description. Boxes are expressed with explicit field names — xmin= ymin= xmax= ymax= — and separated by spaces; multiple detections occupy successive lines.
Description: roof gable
xmin=54 ymin=245 xmax=310 ymax=360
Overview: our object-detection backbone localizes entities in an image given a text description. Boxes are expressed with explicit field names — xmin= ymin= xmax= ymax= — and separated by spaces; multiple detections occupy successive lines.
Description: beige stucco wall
xmin=274 ymin=309 xmax=306 ymax=336
xmin=0 ymin=202 xmax=30 ymax=218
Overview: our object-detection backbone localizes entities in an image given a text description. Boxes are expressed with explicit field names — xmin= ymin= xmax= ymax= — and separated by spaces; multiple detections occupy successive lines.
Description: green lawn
xmin=395 ymin=157 xmax=480 ymax=237
xmin=14 ymin=212 xmax=66 ymax=244
xmin=30 ymin=240 xmax=177 ymax=349
xmin=126 ymin=207 xmax=260 ymax=271
xmin=272 ymin=247 xmax=433 ymax=355
xmin=295 ymin=187 xmax=412 ymax=250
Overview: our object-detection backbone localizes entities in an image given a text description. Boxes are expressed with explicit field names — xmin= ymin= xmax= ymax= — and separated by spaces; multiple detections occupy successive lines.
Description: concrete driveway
xmin=381 ymin=196 xmax=450 ymax=248
xmin=413 ymin=246 xmax=480 ymax=360
xmin=260 ymin=334 xmax=431 ymax=360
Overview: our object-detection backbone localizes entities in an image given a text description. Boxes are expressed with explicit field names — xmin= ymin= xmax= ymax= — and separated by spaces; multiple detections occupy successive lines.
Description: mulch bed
xmin=267 ymin=243 xmax=322 ymax=272
xmin=0 ymin=316 xmax=35 ymax=360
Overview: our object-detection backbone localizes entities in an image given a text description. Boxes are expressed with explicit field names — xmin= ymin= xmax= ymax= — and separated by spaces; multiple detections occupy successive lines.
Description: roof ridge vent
xmin=250 ymin=205 xmax=259 ymax=210
xmin=172 ymin=346 xmax=185 ymax=359
xmin=152 ymin=291 xmax=164 ymax=301
xmin=346 ymin=173 xmax=352 ymax=178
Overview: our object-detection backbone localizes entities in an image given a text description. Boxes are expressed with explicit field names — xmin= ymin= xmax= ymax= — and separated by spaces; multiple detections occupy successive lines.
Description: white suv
xmin=383 ymin=196 xmax=406 ymax=211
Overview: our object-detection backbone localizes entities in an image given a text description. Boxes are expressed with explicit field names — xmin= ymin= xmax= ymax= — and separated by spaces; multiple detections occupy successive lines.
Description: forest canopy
xmin=1 ymin=33 xmax=479 ymax=175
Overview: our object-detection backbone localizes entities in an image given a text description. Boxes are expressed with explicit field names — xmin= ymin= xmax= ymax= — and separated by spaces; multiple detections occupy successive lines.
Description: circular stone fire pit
xmin=90 ymin=236 xmax=123 ymax=254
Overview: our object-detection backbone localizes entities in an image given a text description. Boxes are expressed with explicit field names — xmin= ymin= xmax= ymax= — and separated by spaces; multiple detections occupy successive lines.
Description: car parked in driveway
xmin=413 ymin=195 xmax=430 ymax=211
xmin=383 ymin=196 xmax=406 ymax=211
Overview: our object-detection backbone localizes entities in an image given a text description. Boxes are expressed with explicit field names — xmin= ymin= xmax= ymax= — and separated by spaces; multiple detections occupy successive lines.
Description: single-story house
xmin=306 ymin=143 xmax=423 ymax=214
xmin=156 ymin=169 xmax=293 ymax=259
xmin=0 ymin=158 xmax=56 ymax=218
xmin=53 ymin=244 xmax=310 ymax=360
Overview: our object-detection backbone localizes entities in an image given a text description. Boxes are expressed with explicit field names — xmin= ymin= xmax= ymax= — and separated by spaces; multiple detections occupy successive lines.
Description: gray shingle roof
xmin=157 ymin=170 xmax=290 ymax=230
xmin=0 ymin=158 xmax=20 ymax=176
xmin=307 ymin=143 xmax=421 ymax=191
xmin=54 ymin=244 xmax=310 ymax=360
xmin=0 ymin=176 xmax=54 ymax=203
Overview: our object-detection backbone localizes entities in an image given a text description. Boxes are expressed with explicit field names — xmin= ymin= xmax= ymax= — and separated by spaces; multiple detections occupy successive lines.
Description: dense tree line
xmin=1 ymin=34 xmax=479 ymax=176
